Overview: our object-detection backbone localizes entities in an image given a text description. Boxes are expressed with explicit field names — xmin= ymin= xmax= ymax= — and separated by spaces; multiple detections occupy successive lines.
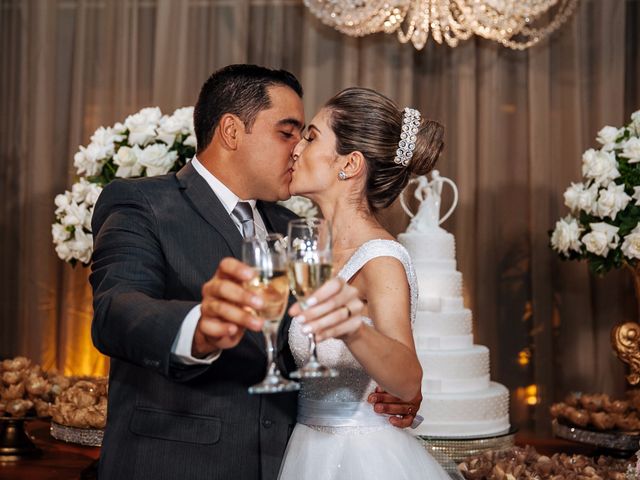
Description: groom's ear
xmin=218 ymin=113 xmax=242 ymax=150
xmin=342 ymin=151 xmax=366 ymax=179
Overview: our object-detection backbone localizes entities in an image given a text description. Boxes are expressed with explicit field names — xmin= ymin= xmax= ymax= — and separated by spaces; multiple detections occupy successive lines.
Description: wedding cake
xmin=398 ymin=171 xmax=510 ymax=438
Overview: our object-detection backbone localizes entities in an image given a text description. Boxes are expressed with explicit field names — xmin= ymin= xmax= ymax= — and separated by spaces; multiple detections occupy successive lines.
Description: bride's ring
xmin=407 ymin=406 xmax=414 ymax=416
xmin=342 ymin=305 xmax=352 ymax=318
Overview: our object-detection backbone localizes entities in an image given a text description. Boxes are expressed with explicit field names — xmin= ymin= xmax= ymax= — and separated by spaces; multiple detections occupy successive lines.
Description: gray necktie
xmin=232 ymin=202 xmax=255 ymax=238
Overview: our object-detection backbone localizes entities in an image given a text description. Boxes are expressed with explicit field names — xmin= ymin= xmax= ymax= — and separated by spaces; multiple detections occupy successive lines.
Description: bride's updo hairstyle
xmin=324 ymin=87 xmax=444 ymax=212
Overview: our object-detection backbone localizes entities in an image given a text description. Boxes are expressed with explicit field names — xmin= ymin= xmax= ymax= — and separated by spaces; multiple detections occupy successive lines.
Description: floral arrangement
xmin=52 ymin=107 xmax=196 ymax=265
xmin=550 ymin=110 xmax=640 ymax=276
xmin=52 ymin=106 xmax=316 ymax=266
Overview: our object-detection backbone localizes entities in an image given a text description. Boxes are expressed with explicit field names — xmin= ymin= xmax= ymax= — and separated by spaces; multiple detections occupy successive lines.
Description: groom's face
xmin=238 ymin=85 xmax=304 ymax=202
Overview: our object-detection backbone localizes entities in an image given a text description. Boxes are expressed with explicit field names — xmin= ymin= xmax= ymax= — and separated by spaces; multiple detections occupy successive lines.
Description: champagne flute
xmin=243 ymin=234 xmax=300 ymax=394
xmin=287 ymin=218 xmax=338 ymax=378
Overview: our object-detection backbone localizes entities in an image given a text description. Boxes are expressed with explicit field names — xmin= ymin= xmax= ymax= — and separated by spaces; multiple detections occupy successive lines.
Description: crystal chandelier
xmin=303 ymin=0 xmax=579 ymax=50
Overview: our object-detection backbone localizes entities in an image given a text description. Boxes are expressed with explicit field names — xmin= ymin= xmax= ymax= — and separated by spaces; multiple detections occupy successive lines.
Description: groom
xmin=90 ymin=64 xmax=421 ymax=480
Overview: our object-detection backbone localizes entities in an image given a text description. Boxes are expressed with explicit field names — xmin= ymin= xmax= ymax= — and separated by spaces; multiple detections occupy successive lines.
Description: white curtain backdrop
xmin=1 ymin=0 xmax=638 ymax=434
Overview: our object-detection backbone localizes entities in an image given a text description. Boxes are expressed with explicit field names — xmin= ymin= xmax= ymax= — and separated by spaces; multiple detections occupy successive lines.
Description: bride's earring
xmin=338 ymin=170 xmax=348 ymax=181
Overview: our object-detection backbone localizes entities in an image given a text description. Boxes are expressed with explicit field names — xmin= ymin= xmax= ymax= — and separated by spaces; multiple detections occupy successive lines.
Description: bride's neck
xmin=316 ymin=196 xmax=385 ymax=251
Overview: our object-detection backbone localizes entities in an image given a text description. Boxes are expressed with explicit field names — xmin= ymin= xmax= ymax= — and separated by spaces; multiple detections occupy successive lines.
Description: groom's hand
xmin=368 ymin=386 xmax=423 ymax=428
xmin=193 ymin=258 xmax=265 ymax=358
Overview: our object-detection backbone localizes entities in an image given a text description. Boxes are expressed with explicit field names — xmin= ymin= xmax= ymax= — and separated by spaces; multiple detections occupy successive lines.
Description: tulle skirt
xmin=278 ymin=423 xmax=453 ymax=480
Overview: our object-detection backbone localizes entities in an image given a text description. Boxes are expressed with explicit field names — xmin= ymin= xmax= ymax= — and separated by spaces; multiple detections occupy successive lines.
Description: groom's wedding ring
xmin=343 ymin=305 xmax=352 ymax=318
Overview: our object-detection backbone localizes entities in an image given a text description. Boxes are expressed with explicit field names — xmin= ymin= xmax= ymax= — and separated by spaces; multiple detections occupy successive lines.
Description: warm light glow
xmin=515 ymin=384 xmax=539 ymax=405
xmin=517 ymin=348 xmax=531 ymax=366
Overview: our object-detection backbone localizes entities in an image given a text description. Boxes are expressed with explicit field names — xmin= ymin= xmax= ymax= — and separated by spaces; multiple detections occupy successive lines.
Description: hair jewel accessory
xmin=394 ymin=107 xmax=421 ymax=167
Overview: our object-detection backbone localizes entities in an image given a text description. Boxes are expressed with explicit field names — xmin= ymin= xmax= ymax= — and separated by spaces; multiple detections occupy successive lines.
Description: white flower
xmin=620 ymin=137 xmax=640 ymax=164
xmin=74 ymin=144 xmax=109 ymax=177
xmin=51 ymin=223 xmax=70 ymax=244
xmin=156 ymin=115 xmax=184 ymax=146
xmin=114 ymin=145 xmax=144 ymax=178
xmin=171 ymin=106 xmax=194 ymax=132
xmin=631 ymin=110 xmax=640 ymax=136
xmin=112 ymin=122 xmax=127 ymax=134
xmin=54 ymin=193 xmax=71 ymax=211
xmin=90 ymin=126 xmax=122 ymax=152
xmin=55 ymin=242 xmax=73 ymax=262
xmin=124 ymin=107 xmax=161 ymax=146
xmin=581 ymin=149 xmax=620 ymax=186
xmin=622 ymin=226 xmax=640 ymax=260
xmin=563 ymin=182 xmax=599 ymax=215
xmin=633 ymin=186 xmax=640 ymax=207
xmin=278 ymin=196 xmax=319 ymax=218
xmin=71 ymin=178 xmax=93 ymax=204
xmin=71 ymin=229 xmax=93 ymax=264
xmin=582 ymin=222 xmax=620 ymax=257
xmin=596 ymin=126 xmax=622 ymax=151
xmin=184 ymin=134 xmax=197 ymax=148
xmin=595 ymin=182 xmax=631 ymax=219
xmin=61 ymin=202 xmax=89 ymax=228
xmin=550 ymin=216 xmax=582 ymax=256
xmin=84 ymin=183 xmax=103 ymax=206
xmin=563 ymin=182 xmax=584 ymax=212
xmin=138 ymin=143 xmax=178 ymax=176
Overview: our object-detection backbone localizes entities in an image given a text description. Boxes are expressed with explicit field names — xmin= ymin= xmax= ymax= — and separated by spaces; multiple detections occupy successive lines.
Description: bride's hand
xmin=367 ymin=386 xmax=423 ymax=428
xmin=288 ymin=278 xmax=364 ymax=342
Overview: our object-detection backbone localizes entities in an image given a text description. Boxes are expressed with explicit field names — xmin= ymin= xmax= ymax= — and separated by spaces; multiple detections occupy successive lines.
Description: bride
xmin=278 ymin=87 xmax=451 ymax=479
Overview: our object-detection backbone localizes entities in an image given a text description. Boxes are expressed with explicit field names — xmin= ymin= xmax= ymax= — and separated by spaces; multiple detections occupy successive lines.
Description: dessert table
xmin=0 ymin=419 xmax=99 ymax=480
xmin=0 ymin=420 xmax=616 ymax=480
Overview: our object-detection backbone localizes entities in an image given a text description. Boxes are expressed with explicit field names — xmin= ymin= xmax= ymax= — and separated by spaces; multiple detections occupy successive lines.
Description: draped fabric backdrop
xmin=1 ymin=0 xmax=638 ymax=434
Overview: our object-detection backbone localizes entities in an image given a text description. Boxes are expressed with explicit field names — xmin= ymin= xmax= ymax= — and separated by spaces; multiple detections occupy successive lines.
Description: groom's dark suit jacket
xmin=90 ymin=162 xmax=298 ymax=480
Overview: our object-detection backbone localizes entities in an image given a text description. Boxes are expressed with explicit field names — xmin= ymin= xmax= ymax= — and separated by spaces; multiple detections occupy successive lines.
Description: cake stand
xmin=0 ymin=415 xmax=42 ymax=461
xmin=418 ymin=427 xmax=517 ymax=464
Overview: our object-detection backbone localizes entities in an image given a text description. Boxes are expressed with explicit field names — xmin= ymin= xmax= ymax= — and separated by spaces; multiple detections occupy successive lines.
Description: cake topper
xmin=400 ymin=170 xmax=459 ymax=232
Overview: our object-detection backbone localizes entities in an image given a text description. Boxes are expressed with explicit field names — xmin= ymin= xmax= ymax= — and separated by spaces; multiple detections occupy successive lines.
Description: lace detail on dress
xmin=288 ymin=239 xmax=418 ymax=433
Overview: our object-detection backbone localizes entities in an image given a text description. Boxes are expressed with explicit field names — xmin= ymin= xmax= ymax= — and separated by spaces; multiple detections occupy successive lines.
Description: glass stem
xmin=264 ymin=326 xmax=279 ymax=376
xmin=307 ymin=333 xmax=319 ymax=363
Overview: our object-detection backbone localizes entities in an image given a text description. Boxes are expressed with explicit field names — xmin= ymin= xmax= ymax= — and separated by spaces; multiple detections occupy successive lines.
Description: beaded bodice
xmin=289 ymin=239 xmax=417 ymax=403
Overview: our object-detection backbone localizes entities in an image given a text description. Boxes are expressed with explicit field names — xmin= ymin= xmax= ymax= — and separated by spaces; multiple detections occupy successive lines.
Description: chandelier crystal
xmin=303 ymin=0 xmax=579 ymax=50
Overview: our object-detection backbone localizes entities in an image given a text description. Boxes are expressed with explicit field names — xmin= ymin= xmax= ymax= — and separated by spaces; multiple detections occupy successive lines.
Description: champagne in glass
xmin=287 ymin=218 xmax=338 ymax=378
xmin=243 ymin=234 xmax=300 ymax=394
xmin=288 ymin=262 xmax=333 ymax=301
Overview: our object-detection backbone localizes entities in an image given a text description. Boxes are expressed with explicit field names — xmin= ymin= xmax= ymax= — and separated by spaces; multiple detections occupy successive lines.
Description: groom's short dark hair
xmin=194 ymin=64 xmax=303 ymax=154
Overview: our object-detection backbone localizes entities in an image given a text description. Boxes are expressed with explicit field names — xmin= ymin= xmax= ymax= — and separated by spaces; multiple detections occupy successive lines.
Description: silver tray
xmin=552 ymin=419 xmax=640 ymax=452
xmin=50 ymin=421 xmax=103 ymax=447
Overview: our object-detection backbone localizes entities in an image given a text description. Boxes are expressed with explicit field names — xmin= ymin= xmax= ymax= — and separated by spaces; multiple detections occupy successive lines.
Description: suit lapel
xmin=176 ymin=162 xmax=266 ymax=355
xmin=176 ymin=162 xmax=243 ymax=259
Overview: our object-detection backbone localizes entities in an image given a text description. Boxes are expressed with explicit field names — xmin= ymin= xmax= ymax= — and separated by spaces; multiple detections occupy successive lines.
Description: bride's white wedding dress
xmin=278 ymin=239 xmax=451 ymax=480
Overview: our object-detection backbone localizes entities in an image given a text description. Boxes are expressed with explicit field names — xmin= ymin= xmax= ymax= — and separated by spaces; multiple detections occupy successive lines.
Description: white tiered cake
xmin=398 ymin=172 xmax=510 ymax=438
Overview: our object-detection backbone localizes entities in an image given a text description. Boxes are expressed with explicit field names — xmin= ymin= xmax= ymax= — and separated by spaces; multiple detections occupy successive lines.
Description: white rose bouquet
xmin=550 ymin=110 xmax=640 ymax=276
xmin=52 ymin=107 xmax=196 ymax=266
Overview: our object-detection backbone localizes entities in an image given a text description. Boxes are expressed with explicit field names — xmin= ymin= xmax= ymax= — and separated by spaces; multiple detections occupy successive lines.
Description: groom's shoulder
xmin=100 ymin=173 xmax=178 ymax=199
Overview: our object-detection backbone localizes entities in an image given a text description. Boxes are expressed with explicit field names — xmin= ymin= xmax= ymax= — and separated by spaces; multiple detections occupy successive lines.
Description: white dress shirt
xmin=171 ymin=157 xmax=267 ymax=364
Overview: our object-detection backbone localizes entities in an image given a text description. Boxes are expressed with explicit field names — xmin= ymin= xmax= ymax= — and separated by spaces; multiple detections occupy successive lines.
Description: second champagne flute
xmin=287 ymin=218 xmax=338 ymax=378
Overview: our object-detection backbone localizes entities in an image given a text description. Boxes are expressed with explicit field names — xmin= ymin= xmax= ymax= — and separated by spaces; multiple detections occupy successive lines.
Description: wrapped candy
xmin=0 ymin=356 xmax=70 ymax=417
xmin=50 ymin=377 xmax=108 ymax=428
xmin=458 ymin=446 xmax=634 ymax=480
